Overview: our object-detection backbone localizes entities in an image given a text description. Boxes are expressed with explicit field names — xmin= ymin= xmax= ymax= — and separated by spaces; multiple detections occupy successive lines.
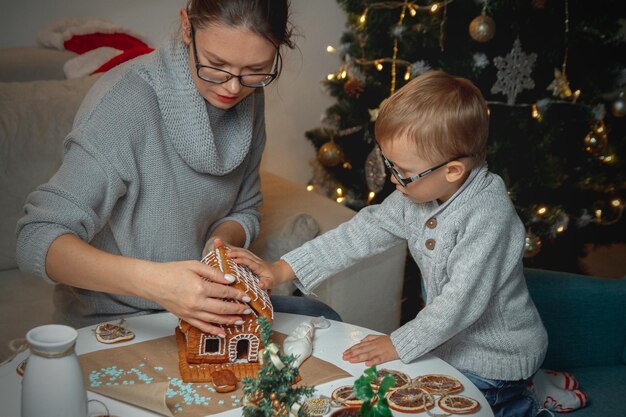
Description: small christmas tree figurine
xmin=242 ymin=317 xmax=315 ymax=417
xmin=353 ymin=366 xmax=395 ymax=417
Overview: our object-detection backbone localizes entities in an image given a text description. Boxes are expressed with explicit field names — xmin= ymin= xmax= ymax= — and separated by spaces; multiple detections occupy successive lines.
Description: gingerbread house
xmin=175 ymin=245 xmax=273 ymax=382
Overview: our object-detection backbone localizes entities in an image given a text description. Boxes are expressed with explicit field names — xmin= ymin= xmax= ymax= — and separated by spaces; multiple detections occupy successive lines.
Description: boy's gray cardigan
xmin=283 ymin=163 xmax=548 ymax=381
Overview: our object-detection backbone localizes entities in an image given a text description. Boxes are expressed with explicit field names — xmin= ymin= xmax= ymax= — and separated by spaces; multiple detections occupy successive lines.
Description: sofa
xmin=0 ymin=47 xmax=407 ymax=362
xmin=525 ymin=268 xmax=626 ymax=417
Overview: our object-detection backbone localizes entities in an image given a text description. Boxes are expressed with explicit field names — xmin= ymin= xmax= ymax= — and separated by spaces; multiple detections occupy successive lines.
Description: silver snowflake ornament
xmin=491 ymin=38 xmax=537 ymax=105
xmin=472 ymin=53 xmax=489 ymax=71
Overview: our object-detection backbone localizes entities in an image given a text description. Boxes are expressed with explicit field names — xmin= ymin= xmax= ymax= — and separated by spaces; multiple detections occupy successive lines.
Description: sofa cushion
xmin=0 ymin=47 xmax=76 ymax=82
xmin=0 ymin=75 xmax=99 ymax=270
xmin=525 ymin=268 xmax=626 ymax=369
xmin=253 ymin=170 xmax=355 ymax=237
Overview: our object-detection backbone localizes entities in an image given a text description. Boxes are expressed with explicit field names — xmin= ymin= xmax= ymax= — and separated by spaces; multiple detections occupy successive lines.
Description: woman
xmin=16 ymin=0 xmax=339 ymax=335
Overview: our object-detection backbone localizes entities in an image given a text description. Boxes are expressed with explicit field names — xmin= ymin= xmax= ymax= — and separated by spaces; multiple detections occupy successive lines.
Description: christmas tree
xmin=305 ymin=0 xmax=626 ymax=272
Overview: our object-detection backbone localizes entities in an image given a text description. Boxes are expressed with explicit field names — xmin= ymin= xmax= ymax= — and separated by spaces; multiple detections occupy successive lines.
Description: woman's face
xmin=181 ymin=13 xmax=277 ymax=110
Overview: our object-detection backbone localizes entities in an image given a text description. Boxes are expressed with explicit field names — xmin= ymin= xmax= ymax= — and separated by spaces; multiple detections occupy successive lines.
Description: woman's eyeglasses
xmin=190 ymin=25 xmax=279 ymax=88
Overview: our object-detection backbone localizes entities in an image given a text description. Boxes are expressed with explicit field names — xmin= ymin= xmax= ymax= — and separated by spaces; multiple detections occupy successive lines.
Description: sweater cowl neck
xmin=142 ymin=32 xmax=254 ymax=175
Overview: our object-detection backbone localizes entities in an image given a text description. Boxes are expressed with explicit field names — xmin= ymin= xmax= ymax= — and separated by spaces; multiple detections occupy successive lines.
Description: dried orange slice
xmin=412 ymin=374 xmax=463 ymax=395
xmin=371 ymin=368 xmax=411 ymax=391
xmin=385 ymin=386 xmax=435 ymax=413
xmin=438 ymin=394 xmax=481 ymax=414
xmin=331 ymin=385 xmax=363 ymax=407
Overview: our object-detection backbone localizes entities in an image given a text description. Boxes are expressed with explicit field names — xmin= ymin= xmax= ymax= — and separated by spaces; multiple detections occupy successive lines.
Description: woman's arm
xmin=46 ymin=233 xmax=253 ymax=336
xmin=203 ymin=220 xmax=247 ymax=255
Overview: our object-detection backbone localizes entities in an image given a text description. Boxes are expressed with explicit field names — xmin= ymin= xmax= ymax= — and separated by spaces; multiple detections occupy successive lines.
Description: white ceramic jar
xmin=21 ymin=324 xmax=88 ymax=417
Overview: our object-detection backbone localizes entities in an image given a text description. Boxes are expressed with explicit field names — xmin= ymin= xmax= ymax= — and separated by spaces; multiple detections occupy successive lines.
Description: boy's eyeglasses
xmin=379 ymin=148 xmax=467 ymax=187
xmin=190 ymin=25 xmax=280 ymax=88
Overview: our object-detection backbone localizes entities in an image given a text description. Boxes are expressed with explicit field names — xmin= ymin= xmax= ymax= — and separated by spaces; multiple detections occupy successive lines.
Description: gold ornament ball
xmin=270 ymin=393 xmax=277 ymax=401
xmin=583 ymin=127 xmax=608 ymax=155
xmin=469 ymin=14 xmax=496 ymax=43
xmin=318 ymin=141 xmax=344 ymax=167
xmin=523 ymin=232 xmax=542 ymax=258
xmin=612 ymin=93 xmax=625 ymax=118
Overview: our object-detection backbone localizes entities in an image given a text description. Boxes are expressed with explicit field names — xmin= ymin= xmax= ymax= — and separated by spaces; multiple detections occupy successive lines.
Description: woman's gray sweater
xmin=283 ymin=164 xmax=548 ymax=381
xmin=16 ymin=33 xmax=266 ymax=328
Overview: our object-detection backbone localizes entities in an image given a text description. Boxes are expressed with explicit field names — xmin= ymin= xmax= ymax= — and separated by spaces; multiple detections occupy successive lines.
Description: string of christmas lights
xmin=308 ymin=0 xmax=624 ymax=259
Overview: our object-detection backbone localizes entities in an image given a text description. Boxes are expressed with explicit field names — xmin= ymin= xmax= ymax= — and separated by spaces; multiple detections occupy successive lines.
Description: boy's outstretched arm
xmin=228 ymin=248 xmax=296 ymax=290
xmin=342 ymin=334 xmax=400 ymax=366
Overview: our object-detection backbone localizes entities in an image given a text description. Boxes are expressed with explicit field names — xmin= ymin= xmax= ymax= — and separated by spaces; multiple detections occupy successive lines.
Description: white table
xmin=0 ymin=312 xmax=493 ymax=417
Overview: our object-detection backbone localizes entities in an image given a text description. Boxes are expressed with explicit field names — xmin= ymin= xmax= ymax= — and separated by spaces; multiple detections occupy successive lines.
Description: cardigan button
xmin=426 ymin=218 xmax=437 ymax=229
xmin=425 ymin=239 xmax=436 ymax=250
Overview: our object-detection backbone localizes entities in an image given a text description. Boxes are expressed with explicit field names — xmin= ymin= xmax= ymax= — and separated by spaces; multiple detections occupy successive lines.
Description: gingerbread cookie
xmin=385 ymin=386 xmax=435 ymax=413
xmin=331 ymin=385 xmax=363 ymax=407
xmin=438 ymin=394 xmax=481 ymax=414
xmin=211 ymin=369 xmax=237 ymax=393
xmin=371 ymin=368 xmax=411 ymax=391
xmin=412 ymin=374 xmax=463 ymax=395
xmin=94 ymin=322 xmax=135 ymax=344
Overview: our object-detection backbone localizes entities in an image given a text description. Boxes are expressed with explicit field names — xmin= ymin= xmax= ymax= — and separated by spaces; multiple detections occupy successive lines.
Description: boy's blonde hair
xmin=375 ymin=71 xmax=489 ymax=167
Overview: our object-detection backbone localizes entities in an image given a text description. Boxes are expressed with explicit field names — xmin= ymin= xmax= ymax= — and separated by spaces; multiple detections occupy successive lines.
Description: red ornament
xmin=343 ymin=78 xmax=365 ymax=98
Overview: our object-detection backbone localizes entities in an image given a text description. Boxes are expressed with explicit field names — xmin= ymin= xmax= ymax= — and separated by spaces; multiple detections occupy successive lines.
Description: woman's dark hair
xmin=186 ymin=0 xmax=295 ymax=49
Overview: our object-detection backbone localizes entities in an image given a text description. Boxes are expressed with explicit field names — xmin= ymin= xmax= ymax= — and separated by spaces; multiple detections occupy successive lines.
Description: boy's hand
xmin=202 ymin=237 xmax=230 ymax=256
xmin=342 ymin=334 xmax=399 ymax=366
xmin=228 ymin=248 xmax=295 ymax=290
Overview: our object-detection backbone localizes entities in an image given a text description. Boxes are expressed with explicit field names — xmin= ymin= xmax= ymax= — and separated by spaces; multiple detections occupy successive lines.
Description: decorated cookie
xmin=385 ymin=386 xmax=435 ymax=413
xmin=438 ymin=394 xmax=481 ymax=414
xmin=371 ymin=368 xmax=411 ymax=391
xmin=210 ymin=369 xmax=237 ymax=393
xmin=331 ymin=385 xmax=363 ymax=407
xmin=94 ymin=322 xmax=135 ymax=344
xmin=412 ymin=374 xmax=464 ymax=395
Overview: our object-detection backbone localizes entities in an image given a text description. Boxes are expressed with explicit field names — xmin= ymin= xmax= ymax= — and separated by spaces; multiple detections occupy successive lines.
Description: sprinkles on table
xmin=87 ymin=362 xmax=243 ymax=414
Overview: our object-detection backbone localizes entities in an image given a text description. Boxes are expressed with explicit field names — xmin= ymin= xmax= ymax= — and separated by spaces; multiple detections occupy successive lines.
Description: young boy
xmin=230 ymin=71 xmax=548 ymax=417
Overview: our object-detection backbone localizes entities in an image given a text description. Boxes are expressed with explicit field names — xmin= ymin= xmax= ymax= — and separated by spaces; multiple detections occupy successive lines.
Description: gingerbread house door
xmin=228 ymin=334 xmax=260 ymax=363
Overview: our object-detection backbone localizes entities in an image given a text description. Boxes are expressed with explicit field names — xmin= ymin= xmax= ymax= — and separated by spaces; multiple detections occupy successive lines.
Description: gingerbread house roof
xmin=200 ymin=245 xmax=273 ymax=324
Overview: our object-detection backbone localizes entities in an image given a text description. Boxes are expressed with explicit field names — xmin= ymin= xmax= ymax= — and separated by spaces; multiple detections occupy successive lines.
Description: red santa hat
xmin=37 ymin=17 xmax=154 ymax=79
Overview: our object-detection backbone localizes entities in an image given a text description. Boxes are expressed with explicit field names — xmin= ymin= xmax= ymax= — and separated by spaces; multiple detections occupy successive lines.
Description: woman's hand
xmin=45 ymin=234 xmax=251 ymax=336
xmin=142 ymin=259 xmax=252 ymax=336
xmin=228 ymin=248 xmax=295 ymax=290
xmin=342 ymin=334 xmax=400 ymax=366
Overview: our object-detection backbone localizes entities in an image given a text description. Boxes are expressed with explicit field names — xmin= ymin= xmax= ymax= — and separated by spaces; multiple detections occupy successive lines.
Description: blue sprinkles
xmin=88 ymin=365 xmax=153 ymax=388
xmin=89 ymin=362 xmax=241 ymax=413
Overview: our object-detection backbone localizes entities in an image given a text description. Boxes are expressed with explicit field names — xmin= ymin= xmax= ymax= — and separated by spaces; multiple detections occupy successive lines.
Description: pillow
xmin=0 ymin=47 xmax=77 ymax=82
xmin=263 ymin=213 xmax=320 ymax=263
xmin=251 ymin=213 xmax=320 ymax=296
xmin=0 ymin=75 xmax=99 ymax=270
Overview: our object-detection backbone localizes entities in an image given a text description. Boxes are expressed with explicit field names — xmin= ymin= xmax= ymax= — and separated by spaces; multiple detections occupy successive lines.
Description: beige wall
xmin=0 ymin=0 xmax=347 ymax=186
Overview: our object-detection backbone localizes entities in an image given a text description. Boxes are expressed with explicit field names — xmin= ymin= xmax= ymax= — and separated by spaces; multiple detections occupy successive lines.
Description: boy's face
xmin=380 ymin=138 xmax=465 ymax=204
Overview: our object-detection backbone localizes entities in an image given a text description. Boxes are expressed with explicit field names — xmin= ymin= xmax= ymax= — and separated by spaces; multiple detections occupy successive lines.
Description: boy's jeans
xmin=462 ymin=371 xmax=539 ymax=417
